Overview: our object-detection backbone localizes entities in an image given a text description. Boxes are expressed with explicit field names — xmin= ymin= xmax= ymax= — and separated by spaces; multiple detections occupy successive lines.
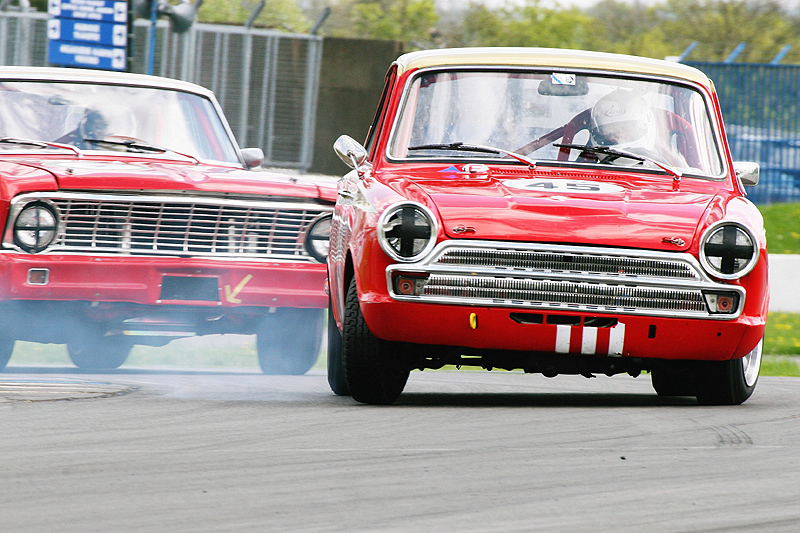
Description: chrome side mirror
xmin=333 ymin=135 xmax=367 ymax=170
xmin=734 ymin=161 xmax=759 ymax=187
xmin=241 ymin=147 xmax=264 ymax=169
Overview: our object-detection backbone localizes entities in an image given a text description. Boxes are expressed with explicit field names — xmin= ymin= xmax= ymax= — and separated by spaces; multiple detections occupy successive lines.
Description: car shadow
xmin=393 ymin=392 xmax=699 ymax=408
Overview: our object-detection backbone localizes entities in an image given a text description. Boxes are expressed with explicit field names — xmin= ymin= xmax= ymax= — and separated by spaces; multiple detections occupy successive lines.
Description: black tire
xmin=0 ymin=335 xmax=14 ymax=370
xmin=695 ymin=339 xmax=763 ymax=406
xmin=327 ymin=297 xmax=350 ymax=396
xmin=342 ymin=277 xmax=409 ymax=405
xmin=67 ymin=335 xmax=132 ymax=370
xmin=651 ymin=362 xmax=695 ymax=397
xmin=257 ymin=308 xmax=324 ymax=375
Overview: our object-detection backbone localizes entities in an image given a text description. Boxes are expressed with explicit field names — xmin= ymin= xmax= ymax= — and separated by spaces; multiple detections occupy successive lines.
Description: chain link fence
xmin=0 ymin=10 xmax=322 ymax=170
xmin=687 ymin=61 xmax=800 ymax=204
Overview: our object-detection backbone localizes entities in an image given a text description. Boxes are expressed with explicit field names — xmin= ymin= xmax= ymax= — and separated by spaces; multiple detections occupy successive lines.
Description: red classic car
xmin=327 ymin=48 xmax=769 ymax=405
xmin=0 ymin=67 xmax=335 ymax=373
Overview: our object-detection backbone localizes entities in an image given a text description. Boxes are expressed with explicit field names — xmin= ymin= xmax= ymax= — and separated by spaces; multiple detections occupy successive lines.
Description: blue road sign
xmin=47 ymin=18 xmax=127 ymax=48
xmin=47 ymin=40 xmax=127 ymax=71
xmin=47 ymin=0 xmax=128 ymax=71
xmin=48 ymin=0 xmax=128 ymax=24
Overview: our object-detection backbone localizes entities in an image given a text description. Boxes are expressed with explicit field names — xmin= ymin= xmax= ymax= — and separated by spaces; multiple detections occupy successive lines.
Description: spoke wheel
xmin=695 ymin=339 xmax=762 ymax=406
xmin=342 ymin=277 xmax=409 ymax=405
xmin=257 ymin=308 xmax=324 ymax=375
xmin=67 ymin=335 xmax=132 ymax=370
xmin=326 ymin=297 xmax=350 ymax=396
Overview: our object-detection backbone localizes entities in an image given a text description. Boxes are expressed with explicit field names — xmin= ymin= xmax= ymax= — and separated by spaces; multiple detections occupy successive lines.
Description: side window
xmin=365 ymin=66 xmax=397 ymax=160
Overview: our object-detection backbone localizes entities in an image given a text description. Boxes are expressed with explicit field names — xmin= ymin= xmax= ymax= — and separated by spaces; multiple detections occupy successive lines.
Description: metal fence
xmin=0 ymin=10 xmax=322 ymax=170
xmin=687 ymin=61 xmax=800 ymax=204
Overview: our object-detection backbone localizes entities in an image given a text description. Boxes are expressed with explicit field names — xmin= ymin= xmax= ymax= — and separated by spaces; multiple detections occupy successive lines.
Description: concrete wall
xmin=310 ymin=37 xmax=405 ymax=176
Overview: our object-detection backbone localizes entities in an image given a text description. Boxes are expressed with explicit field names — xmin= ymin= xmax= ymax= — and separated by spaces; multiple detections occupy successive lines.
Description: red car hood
xmin=19 ymin=157 xmax=334 ymax=201
xmin=390 ymin=169 xmax=723 ymax=251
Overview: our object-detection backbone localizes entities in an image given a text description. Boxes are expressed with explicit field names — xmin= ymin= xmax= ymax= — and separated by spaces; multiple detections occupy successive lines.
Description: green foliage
xmin=197 ymin=0 xmax=311 ymax=32
xmin=350 ymin=0 xmax=438 ymax=43
xmin=759 ymin=202 xmax=800 ymax=254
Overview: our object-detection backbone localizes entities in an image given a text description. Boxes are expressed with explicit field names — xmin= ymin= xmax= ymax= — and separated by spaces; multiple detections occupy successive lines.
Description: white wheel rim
xmin=742 ymin=339 xmax=763 ymax=388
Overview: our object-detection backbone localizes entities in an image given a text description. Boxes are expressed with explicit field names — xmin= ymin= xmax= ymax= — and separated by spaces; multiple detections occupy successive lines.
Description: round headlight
xmin=14 ymin=202 xmax=58 ymax=253
xmin=305 ymin=214 xmax=332 ymax=263
xmin=699 ymin=221 xmax=759 ymax=280
xmin=377 ymin=202 xmax=438 ymax=262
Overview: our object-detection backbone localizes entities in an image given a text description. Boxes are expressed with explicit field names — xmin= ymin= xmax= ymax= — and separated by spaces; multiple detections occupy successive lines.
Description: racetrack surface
xmin=1 ymin=368 xmax=799 ymax=532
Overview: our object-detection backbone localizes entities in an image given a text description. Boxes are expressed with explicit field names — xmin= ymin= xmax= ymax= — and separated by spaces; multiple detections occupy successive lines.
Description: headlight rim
xmin=13 ymin=201 xmax=59 ymax=254
xmin=305 ymin=213 xmax=333 ymax=263
xmin=377 ymin=201 xmax=439 ymax=263
xmin=699 ymin=220 xmax=760 ymax=280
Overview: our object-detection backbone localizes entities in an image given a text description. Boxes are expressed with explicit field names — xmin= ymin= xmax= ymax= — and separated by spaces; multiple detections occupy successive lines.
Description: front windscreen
xmin=0 ymin=80 xmax=241 ymax=164
xmin=389 ymin=70 xmax=724 ymax=177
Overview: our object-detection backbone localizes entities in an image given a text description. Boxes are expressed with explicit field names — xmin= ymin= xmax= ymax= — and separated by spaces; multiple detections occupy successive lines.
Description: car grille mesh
xmin=45 ymin=197 xmax=330 ymax=261
xmin=388 ymin=243 xmax=734 ymax=318
xmin=424 ymin=275 xmax=706 ymax=312
xmin=435 ymin=248 xmax=699 ymax=279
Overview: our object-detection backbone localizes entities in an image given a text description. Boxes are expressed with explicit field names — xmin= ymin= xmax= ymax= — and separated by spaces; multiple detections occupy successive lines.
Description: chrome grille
xmin=435 ymin=248 xmax=699 ymax=279
xmin=387 ymin=241 xmax=744 ymax=319
xmin=424 ymin=275 xmax=706 ymax=313
xmin=9 ymin=193 xmax=332 ymax=262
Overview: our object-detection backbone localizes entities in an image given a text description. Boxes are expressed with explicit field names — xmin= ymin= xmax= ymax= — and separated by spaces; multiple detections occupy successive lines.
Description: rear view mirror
xmin=538 ymin=73 xmax=589 ymax=96
xmin=734 ymin=161 xmax=759 ymax=186
xmin=334 ymin=135 xmax=367 ymax=170
xmin=241 ymin=147 xmax=264 ymax=169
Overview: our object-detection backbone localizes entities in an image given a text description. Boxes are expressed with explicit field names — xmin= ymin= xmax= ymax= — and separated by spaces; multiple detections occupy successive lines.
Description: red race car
xmin=327 ymin=48 xmax=768 ymax=405
xmin=0 ymin=67 xmax=335 ymax=373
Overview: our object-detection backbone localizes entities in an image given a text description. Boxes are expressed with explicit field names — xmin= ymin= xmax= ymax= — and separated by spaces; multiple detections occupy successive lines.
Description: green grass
xmin=758 ymin=202 xmax=800 ymax=254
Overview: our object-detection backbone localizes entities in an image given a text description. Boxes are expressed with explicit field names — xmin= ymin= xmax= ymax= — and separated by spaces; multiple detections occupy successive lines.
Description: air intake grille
xmin=387 ymin=241 xmax=743 ymax=319
xmin=14 ymin=194 xmax=332 ymax=262
xmin=435 ymin=248 xmax=699 ymax=279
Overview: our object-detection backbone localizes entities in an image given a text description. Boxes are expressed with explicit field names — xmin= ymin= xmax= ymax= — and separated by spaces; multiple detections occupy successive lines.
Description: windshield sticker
xmin=503 ymin=179 xmax=625 ymax=194
xmin=551 ymin=73 xmax=576 ymax=86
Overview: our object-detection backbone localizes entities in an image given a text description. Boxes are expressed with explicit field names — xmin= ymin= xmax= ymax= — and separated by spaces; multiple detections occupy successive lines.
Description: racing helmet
xmin=590 ymin=90 xmax=653 ymax=147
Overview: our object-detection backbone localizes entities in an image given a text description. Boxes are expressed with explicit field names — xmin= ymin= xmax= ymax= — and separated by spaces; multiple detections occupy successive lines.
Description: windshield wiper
xmin=408 ymin=142 xmax=537 ymax=167
xmin=554 ymin=143 xmax=682 ymax=181
xmin=84 ymin=138 xmax=168 ymax=153
xmin=83 ymin=137 xmax=200 ymax=163
xmin=0 ymin=137 xmax=81 ymax=155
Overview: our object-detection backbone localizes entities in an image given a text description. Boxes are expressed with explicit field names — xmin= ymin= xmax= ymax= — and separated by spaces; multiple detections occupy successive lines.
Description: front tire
xmin=327 ymin=297 xmax=350 ymax=396
xmin=0 ymin=335 xmax=14 ymax=370
xmin=342 ymin=277 xmax=409 ymax=405
xmin=67 ymin=335 xmax=132 ymax=370
xmin=257 ymin=308 xmax=324 ymax=375
xmin=651 ymin=361 xmax=695 ymax=397
xmin=695 ymin=339 xmax=763 ymax=406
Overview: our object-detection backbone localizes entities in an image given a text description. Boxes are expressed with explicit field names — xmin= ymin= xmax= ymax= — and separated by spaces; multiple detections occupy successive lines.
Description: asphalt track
xmin=1 ymin=367 xmax=799 ymax=532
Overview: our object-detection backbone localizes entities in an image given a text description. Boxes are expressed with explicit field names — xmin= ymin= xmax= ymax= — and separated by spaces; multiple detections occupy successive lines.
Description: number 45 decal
xmin=503 ymin=179 xmax=624 ymax=194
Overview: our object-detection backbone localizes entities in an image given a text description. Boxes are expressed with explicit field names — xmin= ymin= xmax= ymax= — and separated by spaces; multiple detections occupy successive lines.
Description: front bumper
xmin=0 ymin=253 xmax=327 ymax=308
xmin=362 ymin=299 xmax=764 ymax=362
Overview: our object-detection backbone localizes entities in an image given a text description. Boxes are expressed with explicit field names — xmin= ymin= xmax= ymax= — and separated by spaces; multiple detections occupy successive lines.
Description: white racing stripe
xmin=581 ymin=327 xmax=598 ymax=355
xmin=555 ymin=325 xmax=571 ymax=354
xmin=609 ymin=322 xmax=626 ymax=356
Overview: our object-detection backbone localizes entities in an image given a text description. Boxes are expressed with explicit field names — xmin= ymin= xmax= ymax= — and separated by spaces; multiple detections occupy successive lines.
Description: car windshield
xmin=0 ymin=80 xmax=240 ymax=164
xmin=389 ymin=70 xmax=724 ymax=177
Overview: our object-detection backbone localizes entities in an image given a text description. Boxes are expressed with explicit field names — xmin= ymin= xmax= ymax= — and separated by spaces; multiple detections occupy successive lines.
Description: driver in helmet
xmin=589 ymin=89 xmax=687 ymax=167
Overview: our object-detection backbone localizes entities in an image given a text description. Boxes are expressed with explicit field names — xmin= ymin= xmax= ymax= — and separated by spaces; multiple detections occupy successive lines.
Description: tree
xmin=196 ymin=0 xmax=311 ymax=32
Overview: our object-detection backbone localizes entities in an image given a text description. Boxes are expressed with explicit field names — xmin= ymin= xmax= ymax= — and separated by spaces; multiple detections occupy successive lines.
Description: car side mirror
xmin=734 ymin=162 xmax=759 ymax=187
xmin=241 ymin=148 xmax=264 ymax=169
xmin=334 ymin=135 xmax=368 ymax=170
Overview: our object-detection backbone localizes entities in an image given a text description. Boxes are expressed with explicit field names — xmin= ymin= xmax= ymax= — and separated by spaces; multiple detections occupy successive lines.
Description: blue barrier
xmin=687 ymin=62 xmax=800 ymax=204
